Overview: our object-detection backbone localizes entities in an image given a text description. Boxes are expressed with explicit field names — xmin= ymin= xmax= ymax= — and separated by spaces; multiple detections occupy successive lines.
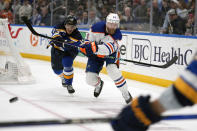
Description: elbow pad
xmin=97 ymin=41 xmax=118 ymax=56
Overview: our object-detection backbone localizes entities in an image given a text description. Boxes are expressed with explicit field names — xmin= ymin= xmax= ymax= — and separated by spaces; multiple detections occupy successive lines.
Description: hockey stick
xmin=117 ymin=56 xmax=177 ymax=68
xmin=22 ymin=17 xmax=178 ymax=68
xmin=0 ymin=114 xmax=196 ymax=127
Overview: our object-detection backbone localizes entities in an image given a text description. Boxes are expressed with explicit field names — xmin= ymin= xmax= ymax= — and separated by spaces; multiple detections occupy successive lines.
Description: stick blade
xmin=161 ymin=56 xmax=178 ymax=68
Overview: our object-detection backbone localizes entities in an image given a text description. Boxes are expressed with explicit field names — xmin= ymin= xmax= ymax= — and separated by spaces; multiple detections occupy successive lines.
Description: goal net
xmin=0 ymin=18 xmax=35 ymax=84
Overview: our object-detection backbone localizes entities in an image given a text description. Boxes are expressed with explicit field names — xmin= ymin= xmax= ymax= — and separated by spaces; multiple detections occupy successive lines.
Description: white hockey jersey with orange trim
xmin=87 ymin=21 xmax=122 ymax=57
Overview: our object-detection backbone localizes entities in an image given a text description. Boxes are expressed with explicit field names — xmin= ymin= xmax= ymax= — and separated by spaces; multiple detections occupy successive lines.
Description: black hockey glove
xmin=111 ymin=95 xmax=161 ymax=131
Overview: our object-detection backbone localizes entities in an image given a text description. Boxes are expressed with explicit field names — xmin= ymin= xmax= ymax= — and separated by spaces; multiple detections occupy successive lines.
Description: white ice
xmin=0 ymin=58 xmax=196 ymax=131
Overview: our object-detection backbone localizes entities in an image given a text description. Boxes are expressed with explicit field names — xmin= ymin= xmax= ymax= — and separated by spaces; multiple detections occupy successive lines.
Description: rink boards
xmin=8 ymin=25 xmax=197 ymax=87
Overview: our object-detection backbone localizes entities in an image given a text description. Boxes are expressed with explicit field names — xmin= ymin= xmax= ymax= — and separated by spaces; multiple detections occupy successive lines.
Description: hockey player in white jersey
xmin=80 ymin=13 xmax=132 ymax=104
xmin=111 ymin=53 xmax=197 ymax=130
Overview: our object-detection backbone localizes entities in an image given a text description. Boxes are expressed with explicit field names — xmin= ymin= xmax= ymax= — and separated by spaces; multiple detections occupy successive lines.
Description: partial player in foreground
xmin=48 ymin=15 xmax=82 ymax=94
xmin=111 ymin=53 xmax=197 ymax=130
xmin=80 ymin=13 xmax=132 ymax=104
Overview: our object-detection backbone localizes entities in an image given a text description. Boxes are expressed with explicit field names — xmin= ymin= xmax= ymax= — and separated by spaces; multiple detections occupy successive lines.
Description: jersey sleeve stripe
xmin=111 ymin=42 xmax=116 ymax=50
xmin=174 ymin=77 xmax=197 ymax=104
xmin=131 ymin=98 xmax=152 ymax=126
xmin=104 ymin=43 xmax=112 ymax=54
xmin=181 ymin=70 xmax=197 ymax=89
xmin=52 ymin=34 xmax=61 ymax=38
xmin=106 ymin=42 xmax=114 ymax=53
xmin=56 ymin=29 xmax=66 ymax=32
xmin=69 ymin=37 xmax=79 ymax=42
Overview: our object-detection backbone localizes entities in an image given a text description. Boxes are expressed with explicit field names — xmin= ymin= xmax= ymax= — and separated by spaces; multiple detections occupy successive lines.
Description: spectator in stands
xmin=177 ymin=0 xmax=189 ymax=20
xmin=53 ymin=0 xmax=67 ymax=24
xmin=157 ymin=0 xmax=163 ymax=11
xmin=76 ymin=4 xmax=84 ymax=18
xmin=133 ymin=0 xmax=149 ymax=23
xmin=0 ymin=1 xmax=13 ymax=24
xmin=187 ymin=0 xmax=195 ymax=17
xmin=52 ymin=0 xmax=67 ymax=16
xmin=122 ymin=6 xmax=135 ymax=24
xmin=131 ymin=0 xmax=140 ymax=11
xmin=87 ymin=9 xmax=100 ymax=26
xmin=160 ymin=0 xmax=170 ymax=27
xmin=0 ymin=0 xmax=5 ymax=11
xmin=80 ymin=11 xmax=88 ymax=25
xmin=109 ymin=7 xmax=116 ymax=14
xmin=149 ymin=0 xmax=162 ymax=28
xmin=19 ymin=0 xmax=32 ymax=24
xmin=184 ymin=0 xmax=195 ymax=35
xmin=1 ymin=0 xmax=195 ymax=36
xmin=39 ymin=6 xmax=51 ymax=26
xmin=165 ymin=9 xmax=186 ymax=35
xmin=99 ymin=6 xmax=109 ymax=21
xmin=185 ymin=13 xmax=194 ymax=36
xmin=37 ymin=0 xmax=49 ymax=9
xmin=68 ymin=9 xmax=75 ymax=16
xmin=75 ymin=4 xmax=84 ymax=25
xmin=117 ymin=11 xmax=127 ymax=30
xmin=11 ymin=0 xmax=21 ymax=24
xmin=160 ymin=0 xmax=180 ymax=34
xmin=31 ymin=7 xmax=41 ymax=25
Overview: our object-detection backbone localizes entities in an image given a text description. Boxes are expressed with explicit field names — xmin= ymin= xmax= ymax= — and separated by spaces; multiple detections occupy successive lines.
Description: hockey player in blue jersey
xmin=48 ymin=15 xmax=82 ymax=94
xmin=80 ymin=13 xmax=132 ymax=104
xmin=111 ymin=53 xmax=197 ymax=131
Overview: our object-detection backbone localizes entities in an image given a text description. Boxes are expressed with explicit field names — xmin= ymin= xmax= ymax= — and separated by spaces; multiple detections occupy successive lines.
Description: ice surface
xmin=0 ymin=58 xmax=196 ymax=131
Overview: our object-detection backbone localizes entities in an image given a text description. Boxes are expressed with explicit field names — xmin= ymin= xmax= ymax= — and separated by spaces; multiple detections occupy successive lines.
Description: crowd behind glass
xmin=0 ymin=0 xmax=195 ymax=36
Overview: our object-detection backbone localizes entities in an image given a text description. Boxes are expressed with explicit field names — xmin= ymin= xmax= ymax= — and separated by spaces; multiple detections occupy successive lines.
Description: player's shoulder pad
xmin=111 ymin=29 xmax=122 ymax=40
xmin=91 ymin=21 xmax=105 ymax=33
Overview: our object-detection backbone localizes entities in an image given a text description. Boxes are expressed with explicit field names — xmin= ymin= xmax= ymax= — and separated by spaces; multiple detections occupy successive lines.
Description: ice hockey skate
xmin=122 ymin=91 xmax=132 ymax=104
xmin=62 ymin=77 xmax=75 ymax=94
xmin=94 ymin=80 xmax=104 ymax=97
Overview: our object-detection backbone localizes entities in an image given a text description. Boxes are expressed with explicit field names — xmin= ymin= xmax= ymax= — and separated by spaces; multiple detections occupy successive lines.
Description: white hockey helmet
xmin=106 ymin=13 xmax=120 ymax=27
